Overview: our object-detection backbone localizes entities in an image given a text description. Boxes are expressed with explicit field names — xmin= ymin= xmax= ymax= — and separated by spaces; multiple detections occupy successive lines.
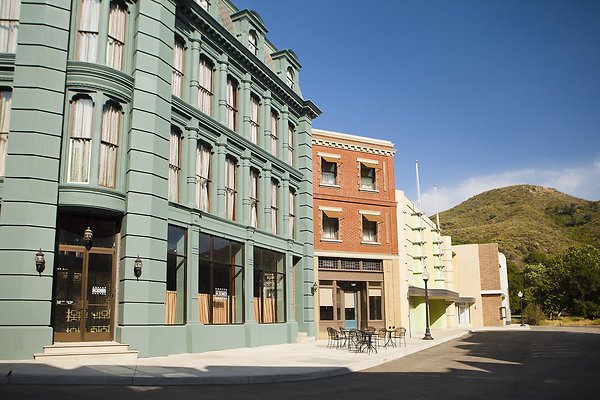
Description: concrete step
xmin=296 ymin=332 xmax=316 ymax=343
xmin=34 ymin=341 xmax=138 ymax=361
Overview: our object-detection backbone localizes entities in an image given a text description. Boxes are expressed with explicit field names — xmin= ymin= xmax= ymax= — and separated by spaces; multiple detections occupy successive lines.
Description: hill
xmin=437 ymin=185 xmax=600 ymax=268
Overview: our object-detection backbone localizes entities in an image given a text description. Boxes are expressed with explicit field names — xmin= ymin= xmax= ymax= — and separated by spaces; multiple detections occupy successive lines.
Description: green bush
xmin=523 ymin=303 xmax=545 ymax=325
xmin=573 ymin=300 xmax=600 ymax=319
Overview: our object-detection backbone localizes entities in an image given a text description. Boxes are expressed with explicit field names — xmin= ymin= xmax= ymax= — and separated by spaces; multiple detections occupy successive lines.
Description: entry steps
xmin=34 ymin=341 xmax=138 ymax=361
xmin=296 ymin=332 xmax=316 ymax=343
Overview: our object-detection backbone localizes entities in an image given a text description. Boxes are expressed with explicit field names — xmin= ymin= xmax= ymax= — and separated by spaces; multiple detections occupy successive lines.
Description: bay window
xmin=196 ymin=143 xmax=211 ymax=212
xmin=0 ymin=0 xmax=19 ymax=53
xmin=76 ymin=0 xmax=99 ymax=62
xmin=106 ymin=1 xmax=127 ymax=71
xmin=98 ymin=102 xmax=121 ymax=188
xmin=67 ymin=96 xmax=94 ymax=183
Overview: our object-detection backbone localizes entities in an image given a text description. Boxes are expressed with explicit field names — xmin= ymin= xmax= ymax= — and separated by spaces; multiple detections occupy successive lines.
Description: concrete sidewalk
xmin=0 ymin=326 xmax=527 ymax=386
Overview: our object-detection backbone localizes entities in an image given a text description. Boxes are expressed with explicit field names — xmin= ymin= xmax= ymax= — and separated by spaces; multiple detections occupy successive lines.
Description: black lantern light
xmin=83 ymin=226 xmax=93 ymax=250
xmin=422 ymin=267 xmax=434 ymax=340
xmin=518 ymin=291 xmax=525 ymax=326
xmin=35 ymin=249 xmax=45 ymax=276
xmin=134 ymin=256 xmax=143 ymax=280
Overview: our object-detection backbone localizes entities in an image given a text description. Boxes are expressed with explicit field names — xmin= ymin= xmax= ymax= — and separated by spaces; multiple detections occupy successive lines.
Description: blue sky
xmin=233 ymin=0 xmax=600 ymax=214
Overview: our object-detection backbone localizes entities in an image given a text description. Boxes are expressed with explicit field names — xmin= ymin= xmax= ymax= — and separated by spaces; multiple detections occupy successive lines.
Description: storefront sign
xmin=92 ymin=286 xmax=107 ymax=296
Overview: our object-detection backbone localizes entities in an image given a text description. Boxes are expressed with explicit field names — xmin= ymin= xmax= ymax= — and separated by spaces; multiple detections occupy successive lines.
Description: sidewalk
xmin=0 ymin=327 xmax=527 ymax=386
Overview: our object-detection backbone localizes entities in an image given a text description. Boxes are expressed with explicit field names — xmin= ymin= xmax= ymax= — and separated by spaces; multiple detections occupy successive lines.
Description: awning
xmin=457 ymin=296 xmax=476 ymax=303
xmin=317 ymin=152 xmax=341 ymax=162
xmin=357 ymin=158 xmax=379 ymax=168
xmin=408 ymin=286 xmax=460 ymax=301
xmin=359 ymin=210 xmax=381 ymax=222
xmin=319 ymin=206 xmax=342 ymax=218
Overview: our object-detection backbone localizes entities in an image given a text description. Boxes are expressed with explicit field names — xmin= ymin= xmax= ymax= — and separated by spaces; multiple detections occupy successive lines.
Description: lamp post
xmin=518 ymin=291 xmax=524 ymax=326
xmin=422 ymin=267 xmax=434 ymax=340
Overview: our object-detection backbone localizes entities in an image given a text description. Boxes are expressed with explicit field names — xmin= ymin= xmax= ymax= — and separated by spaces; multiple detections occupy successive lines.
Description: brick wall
xmin=312 ymin=134 xmax=397 ymax=255
xmin=481 ymin=294 xmax=503 ymax=326
xmin=478 ymin=243 xmax=500 ymax=290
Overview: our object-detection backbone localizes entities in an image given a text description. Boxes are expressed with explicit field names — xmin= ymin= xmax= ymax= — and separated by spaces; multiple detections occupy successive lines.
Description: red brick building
xmin=312 ymin=129 xmax=400 ymax=337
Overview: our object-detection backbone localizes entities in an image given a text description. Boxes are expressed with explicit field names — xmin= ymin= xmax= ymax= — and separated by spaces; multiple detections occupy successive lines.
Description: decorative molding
xmin=312 ymin=138 xmax=396 ymax=156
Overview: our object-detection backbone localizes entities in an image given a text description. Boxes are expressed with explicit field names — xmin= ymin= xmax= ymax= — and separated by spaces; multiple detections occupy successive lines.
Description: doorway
xmin=52 ymin=215 xmax=117 ymax=342
xmin=343 ymin=291 xmax=359 ymax=329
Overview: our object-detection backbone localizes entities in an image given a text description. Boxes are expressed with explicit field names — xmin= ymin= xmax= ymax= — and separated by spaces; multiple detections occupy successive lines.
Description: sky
xmin=233 ymin=0 xmax=600 ymax=215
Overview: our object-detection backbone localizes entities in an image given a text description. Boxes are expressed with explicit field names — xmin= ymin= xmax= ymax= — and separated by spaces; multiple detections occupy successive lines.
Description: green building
xmin=0 ymin=0 xmax=320 ymax=359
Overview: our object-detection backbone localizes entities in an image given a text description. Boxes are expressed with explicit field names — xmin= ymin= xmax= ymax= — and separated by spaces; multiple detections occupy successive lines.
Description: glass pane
xmin=199 ymin=233 xmax=211 ymax=262
xmin=233 ymin=265 xmax=244 ymax=323
xmin=86 ymin=253 xmax=112 ymax=334
xmin=276 ymin=273 xmax=285 ymax=322
xmin=53 ymin=251 xmax=84 ymax=335
xmin=213 ymin=236 xmax=230 ymax=264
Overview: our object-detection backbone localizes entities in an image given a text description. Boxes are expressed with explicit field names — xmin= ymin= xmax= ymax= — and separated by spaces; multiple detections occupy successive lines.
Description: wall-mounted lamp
xmin=500 ymin=306 xmax=507 ymax=319
xmin=134 ymin=256 xmax=143 ymax=280
xmin=35 ymin=249 xmax=45 ymax=276
xmin=310 ymin=282 xmax=318 ymax=296
xmin=83 ymin=226 xmax=93 ymax=250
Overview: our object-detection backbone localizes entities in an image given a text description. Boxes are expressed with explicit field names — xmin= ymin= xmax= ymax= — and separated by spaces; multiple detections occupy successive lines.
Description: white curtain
xmin=98 ymin=103 xmax=121 ymax=187
xmin=270 ymin=111 xmax=277 ymax=155
xmin=169 ymin=129 xmax=181 ymax=202
xmin=249 ymin=169 xmax=258 ymax=227
xmin=287 ymin=123 xmax=294 ymax=165
xmin=226 ymin=78 xmax=236 ymax=130
xmin=225 ymin=157 xmax=236 ymax=220
xmin=323 ymin=215 xmax=338 ymax=240
xmin=76 ymin=0 xmax=99 ymax=62
xmin=362 ymin=218 xmax=377 ymax=242
xmin=196 ymin=143 xmax=210 ymax=211
xmin=288 ymin=189 xmax=295 ymax=238
xmin=0 ymin=0 xmax=20 ymax=53
xmin=270 ymin=180 xmax=278 ymax=234
xmin=106 ymin=1 xmax=127 ymax=70
xmin=198 ymin=58 xmax=213 ymax=115
xmin=250 ymin=96 xmax=259 ymax=144
xmin=68 ymin=97 xmax=94 ymax=183
xmin=0 ymin=90 xmax=12 ymax=176
xmin=172 ymin=39 xmax=185 ymax=97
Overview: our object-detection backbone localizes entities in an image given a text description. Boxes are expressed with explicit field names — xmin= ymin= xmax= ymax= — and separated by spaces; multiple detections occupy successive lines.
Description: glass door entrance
xmin=343 ymin=291 xmax=358 ymax=329
xmin=52 ymin=215 xmax=117 ymax=342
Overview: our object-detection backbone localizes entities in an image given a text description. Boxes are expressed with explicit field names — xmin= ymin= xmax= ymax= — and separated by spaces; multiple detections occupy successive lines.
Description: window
xmin=98 ymin=102 xmax=121 ymax=188
xmin=287 ymin=123 xmax=294 ymax=165
xmin=288 ymin=189 xmax=296 ymax=239
xmin=195 ymin=0 xmax=209 ymax=11
xmin=270 ymin=110 xmax=278 ymax=156
xmin=225 ymin=156 xmax=236 ymax=220
xmin=168 ymin=127 xmax=181 ymax=202
xmin=286 ymin=67 xmax=294 ymax=89
xmin=166 ymin=225 xmax=186 ymax=325
xmin=172 ymin=36 xmax=185 ymax=97
xmin=248 ymin=30 xmax=258 ymax=56
xmin=319 ymin=287 xmax=333 ymax=320
xmin=362 ymin=215 xmax=378 ymax=243
xmin=226 ymin=77 xmax=238 ymax=131
xmin=198 ymin=233 xmax=244 ymax=324
xmin=322 ymin=209 xmax=341 ymax=240
xmin=359 ymin=160 xmax=377 ymax=190
xmin=106 ymin=1 xmax=127 ymax=71
xmin=249 ymin=95 xmax=259 ymax=144
xmin=368 ymin=282 xmax=382 ymax=320
xmin=254 ymin=247 xmax=286 ymax=323
xmin=0 ymin=89 xmax=12 ymax=177
xmin=249 ymin=168 xmax=259 ymax=228
xmin=271 ymin=179 xmax=278 ymax=234
xmin=76 ymin=0 xmax=99 ymax=62
xmin=0 ymin=0 xmax=19 ymax=53
xmin=198 ymin=57 xmax=213 ymax=115
xmin=67 ymin=96 xmax=94 ymax=183
xmin=321 ymin=158 xmax=337 ymax=185
xmin=196 ymin=143 xmax=211 ymax=212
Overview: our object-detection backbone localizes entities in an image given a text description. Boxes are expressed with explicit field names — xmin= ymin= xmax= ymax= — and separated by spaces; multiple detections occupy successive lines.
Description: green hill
xmin=437 ymin=185 xmax=600 ymax=268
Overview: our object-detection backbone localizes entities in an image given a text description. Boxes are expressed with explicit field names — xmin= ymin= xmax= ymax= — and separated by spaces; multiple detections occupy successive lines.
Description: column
xmin=185 ymin=122 xmax=199 ymax=209
xmin=281 ymin=105 xmax=290 ymax=165
xmin=240 ymin=73 xmax=251 ymax=140
xmin=188 ymin=33 xmax=201 ymax=108
xmin=216 ymin=53 xmax=229 ymax=126
xmin=214 ymin=137 xmax=227 ymax=218
xmin=281 ymin=172 xmax=290 ymax=239
xmin=261 ymin=90 xmax=272 ymax=153
xmin=261 ymin=161 xmax=272 ymax=232
xmin=240 ymin=150 xmax=251 ymax=226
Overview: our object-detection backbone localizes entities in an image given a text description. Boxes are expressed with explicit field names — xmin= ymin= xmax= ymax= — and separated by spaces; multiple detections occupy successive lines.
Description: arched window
xmin=286 ymin=67 xmax=294 ymax=89
xmin=248 ymin=30 xmax=258 ymax=56
xmin=198 ymin=56 xmax=213 ymax=115
xmin=249 ymin=95 xmax=260 ymax=144
xmin=226 ymin=76 xmax=238 ymax=131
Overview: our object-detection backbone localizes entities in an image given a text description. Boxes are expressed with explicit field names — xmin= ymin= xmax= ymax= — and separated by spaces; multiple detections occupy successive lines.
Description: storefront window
xmin=166 ymin=225 xmax=186 ymax=325
xmin=253 ymin=247 xmax=285 ymax=323
xmin=368 ymin=282 xmax=382 ymax=320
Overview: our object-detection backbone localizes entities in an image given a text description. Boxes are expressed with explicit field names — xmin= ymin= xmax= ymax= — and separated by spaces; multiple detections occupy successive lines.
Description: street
xmin=1 ymin=327 xmax=599 ymax=400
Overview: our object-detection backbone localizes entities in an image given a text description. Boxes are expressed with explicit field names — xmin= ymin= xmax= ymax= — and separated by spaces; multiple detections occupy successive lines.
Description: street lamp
xmin=422 ymin=267 xmax=434 ymax=340
xmin=517 ymin=290 xmax=524 ymax=326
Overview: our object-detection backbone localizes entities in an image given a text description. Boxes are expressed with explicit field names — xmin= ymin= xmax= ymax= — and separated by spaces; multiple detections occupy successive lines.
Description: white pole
xmin=435 ymin=184 xmax=441 ymax=232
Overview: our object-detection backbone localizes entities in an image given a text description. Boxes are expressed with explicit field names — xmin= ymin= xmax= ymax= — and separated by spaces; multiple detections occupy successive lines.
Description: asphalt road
xmin=2 ymin=327 xmax=599 ymax=400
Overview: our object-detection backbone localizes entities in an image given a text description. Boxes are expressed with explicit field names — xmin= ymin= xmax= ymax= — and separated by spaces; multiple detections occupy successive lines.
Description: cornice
xmin=312 ymin=138 xmax=396 ymax=157
xmin=66 ymin=62 xmax=134 ymax=103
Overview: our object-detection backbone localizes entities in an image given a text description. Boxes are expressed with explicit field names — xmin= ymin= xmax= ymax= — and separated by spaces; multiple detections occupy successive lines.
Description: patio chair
xmin=392 ymin=327 xmax=407 ymax=347
xmin=327 ymin=326 xmax=343 ymax=348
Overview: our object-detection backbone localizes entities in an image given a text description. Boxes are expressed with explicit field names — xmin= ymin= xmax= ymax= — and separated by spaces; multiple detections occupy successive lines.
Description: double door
xmin=53 ymin=246 xmax=115 ymax=342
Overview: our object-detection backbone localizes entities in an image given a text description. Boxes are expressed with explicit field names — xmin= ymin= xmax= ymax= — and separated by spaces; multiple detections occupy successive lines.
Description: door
xmin=53 ymin=246 xmax=115 ymax=342
xmin=343 ymin=291 xmax=358 ymax=329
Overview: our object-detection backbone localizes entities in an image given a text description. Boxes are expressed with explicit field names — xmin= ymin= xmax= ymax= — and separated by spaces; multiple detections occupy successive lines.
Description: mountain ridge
xmin=437 ymin=185 xmax=600 ymax=268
